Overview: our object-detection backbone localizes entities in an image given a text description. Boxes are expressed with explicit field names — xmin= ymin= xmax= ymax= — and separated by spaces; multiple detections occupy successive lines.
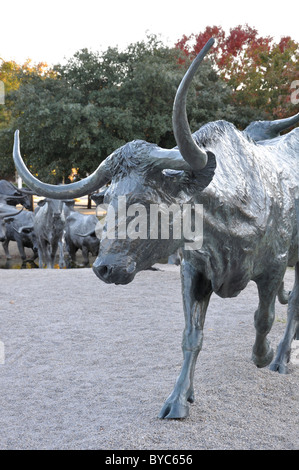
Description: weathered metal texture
xmin=12 ymin=39 xmax=299 ymax=419
xmin=2 ymin=210 xmax=38 ymax=260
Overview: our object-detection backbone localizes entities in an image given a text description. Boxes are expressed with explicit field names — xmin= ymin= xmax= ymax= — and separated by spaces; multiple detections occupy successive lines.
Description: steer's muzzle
xmin=92 ymin=257 xmax=137 ymax=285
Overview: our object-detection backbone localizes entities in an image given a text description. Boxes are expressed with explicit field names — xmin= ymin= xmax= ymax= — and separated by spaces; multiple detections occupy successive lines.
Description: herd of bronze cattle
xmin=0 ymin=179 xmax=101 ymax=268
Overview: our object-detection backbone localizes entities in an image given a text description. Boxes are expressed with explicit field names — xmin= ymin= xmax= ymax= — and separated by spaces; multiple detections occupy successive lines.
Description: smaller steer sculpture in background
xmin=2 ymin=210 xmax=38 ymax=261
xmin=64 ymin=211 xmax=101 ymax=267
xmin=0 ymin=203 xmax=23 ymax=244
xmin=34 ymin=198 xmax=74 ymax=268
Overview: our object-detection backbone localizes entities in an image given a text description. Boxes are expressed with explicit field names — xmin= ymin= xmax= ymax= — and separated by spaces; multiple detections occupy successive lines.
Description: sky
xmin=1 ymin=0 xmax=299 ymax=65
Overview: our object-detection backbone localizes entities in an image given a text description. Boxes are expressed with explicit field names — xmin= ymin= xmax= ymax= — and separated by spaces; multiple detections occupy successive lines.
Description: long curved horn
xmin=172 ymin=38 xmax=215 ymax=172
xmin=13 ymin=130 xmax=111 ymax=199
xmin=0 ymin=206 xmax=23 ymax=218
xmin=0 ymin=194 xmax=26 ymax=200
xmin=244 ymin=111 xmax=299 ymax=141
xmin=269 ymin=112 xmax=299 ymax=134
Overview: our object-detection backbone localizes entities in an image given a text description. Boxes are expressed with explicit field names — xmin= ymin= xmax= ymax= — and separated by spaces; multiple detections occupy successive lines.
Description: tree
xmin=176 ymin=25 xmax=299 ymax=120
xmin=0 ymin=59 xmax=54 ymax=129
xmin=0 ymin=60 xmax=55 ymax=177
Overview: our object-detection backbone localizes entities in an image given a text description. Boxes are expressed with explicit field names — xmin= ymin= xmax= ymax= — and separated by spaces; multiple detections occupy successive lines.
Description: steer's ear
xmin=148 ymin=146 xmax=216 ymax=191
xmin=91 ymin=192 xmax=105 ymax=205
xmin=162 ymin=151 xmax=216 ymax=192
xmin=191 ymin=151 xmax=216 ymax=191
xmin=90 ymin=187 xmax=107 ymax=206
xmin=3 ymin=216 xmax=14 ymax=223
xmin=37 ymin=199 xmax=47 ymax=207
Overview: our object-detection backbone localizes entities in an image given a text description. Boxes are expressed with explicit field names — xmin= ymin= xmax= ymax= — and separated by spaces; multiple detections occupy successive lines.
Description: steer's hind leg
xmin=159 ymin=260 xmax=212 ymax=419
xmin=252 ymin=267 xmax=286 ymax=368
xmin=270 ymin=262 xmax=299 ymax=373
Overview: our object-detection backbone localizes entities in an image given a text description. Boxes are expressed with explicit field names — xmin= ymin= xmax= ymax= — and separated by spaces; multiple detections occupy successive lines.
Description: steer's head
xmin=92 ymin=140 xmax=192 ymax=284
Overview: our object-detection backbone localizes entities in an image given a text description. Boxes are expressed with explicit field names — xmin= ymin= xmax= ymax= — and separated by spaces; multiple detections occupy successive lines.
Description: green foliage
xmin=0 ymin=60 xmax=56 ymax=177
xmin=0 ymin=60 xmax=55 ymax=130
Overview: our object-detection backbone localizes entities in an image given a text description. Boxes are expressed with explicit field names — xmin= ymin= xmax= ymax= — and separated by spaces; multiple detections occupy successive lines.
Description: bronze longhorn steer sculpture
xmin=12 ymin=39 xmax=299 ymax=419
xmin=0 ymin=203 xmax=24 ymax=242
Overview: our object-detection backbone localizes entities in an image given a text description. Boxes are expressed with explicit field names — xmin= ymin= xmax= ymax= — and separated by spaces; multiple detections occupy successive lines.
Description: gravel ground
xmin=0 ymin=259 xmax=298 ymax=450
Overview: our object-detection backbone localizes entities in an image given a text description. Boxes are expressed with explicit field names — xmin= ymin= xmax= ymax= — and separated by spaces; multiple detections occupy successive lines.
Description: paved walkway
xmin=0 ymin=265 xmax=298 ymax=450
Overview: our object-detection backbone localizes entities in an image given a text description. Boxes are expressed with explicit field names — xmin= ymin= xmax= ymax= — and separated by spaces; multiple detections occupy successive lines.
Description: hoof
xmin=252 ymin=347 xmax=274 ymax=368
xmin=158 ymin=400 xmax=190 ymax=419
xmin=269 ymin=361 xmax=289 ymax=374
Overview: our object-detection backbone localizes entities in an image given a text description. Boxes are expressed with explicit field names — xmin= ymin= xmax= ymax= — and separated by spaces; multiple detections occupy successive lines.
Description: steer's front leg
xmin=159 ymin=260 xmax=212 ymax=419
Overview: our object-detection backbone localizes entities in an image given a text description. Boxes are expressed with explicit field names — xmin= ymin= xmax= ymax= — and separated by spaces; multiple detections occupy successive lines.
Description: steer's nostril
xmin=100 ymin=265 xmax=109 ymax=276
xmin=93 ymin=264 xmax=112 ymax=280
